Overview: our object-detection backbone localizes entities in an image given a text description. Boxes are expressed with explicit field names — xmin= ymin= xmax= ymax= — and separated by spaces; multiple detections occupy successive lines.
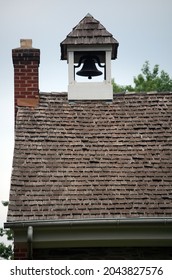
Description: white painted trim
xmin=68 ymin=82 xmax=113 ymax=100
xmin=67 ymin=47 xmax=113 ymax=100
xmin=106 ymin=50 xmax=112 ymax=83
xmin=68 ymin=51 xmax=74 ymax=84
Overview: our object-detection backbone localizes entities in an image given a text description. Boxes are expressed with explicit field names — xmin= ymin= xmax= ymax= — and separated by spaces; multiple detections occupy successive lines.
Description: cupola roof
xmin=61 ymin=13 xmax=119 ymax=60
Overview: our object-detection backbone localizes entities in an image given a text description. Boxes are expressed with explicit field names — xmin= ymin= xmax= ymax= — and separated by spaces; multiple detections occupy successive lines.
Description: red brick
xmin=12 ymin=42 xmax=40 ymax=119
xmin=14 ymin=243 xmax=28 ymax=260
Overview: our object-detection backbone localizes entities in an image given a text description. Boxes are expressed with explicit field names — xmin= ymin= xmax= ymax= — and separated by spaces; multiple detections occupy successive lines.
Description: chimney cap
xmin=20 ymin=39 xmax=32 ymax=48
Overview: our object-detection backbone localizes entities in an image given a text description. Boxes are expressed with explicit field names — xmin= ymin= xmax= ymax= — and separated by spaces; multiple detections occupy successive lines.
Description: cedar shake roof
xmin=61 ymin=13 xmax=119 ymax=60
xmin=7 ymin=92 xmax=172 ymax=222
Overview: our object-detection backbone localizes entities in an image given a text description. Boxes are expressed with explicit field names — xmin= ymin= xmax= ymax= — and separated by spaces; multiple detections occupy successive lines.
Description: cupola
xmin=60 ymin=13 xmax=119 ymax=100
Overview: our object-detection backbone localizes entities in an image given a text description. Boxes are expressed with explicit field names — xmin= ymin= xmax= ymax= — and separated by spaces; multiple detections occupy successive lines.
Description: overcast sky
xmin=0 ymin=0 xmax=172 ymax=230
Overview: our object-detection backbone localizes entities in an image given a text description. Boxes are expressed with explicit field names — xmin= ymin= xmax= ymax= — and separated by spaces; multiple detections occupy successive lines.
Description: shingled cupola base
xmin=12 ymin=39 xmax=40 ymax=118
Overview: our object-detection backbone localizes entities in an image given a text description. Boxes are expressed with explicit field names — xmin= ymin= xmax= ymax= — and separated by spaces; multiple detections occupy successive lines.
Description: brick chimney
xmin=12 ymin=39 xmax=40 ymax=118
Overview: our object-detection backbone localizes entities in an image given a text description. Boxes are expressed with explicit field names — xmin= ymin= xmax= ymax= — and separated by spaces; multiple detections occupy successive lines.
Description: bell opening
xmin=75 ymin=55 xmax=105 ymax=80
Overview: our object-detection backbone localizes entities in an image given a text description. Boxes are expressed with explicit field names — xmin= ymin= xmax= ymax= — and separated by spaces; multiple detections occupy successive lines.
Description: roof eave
xmin=4 ymin=217 xmax=172 ymax=229
xmin=60 ymin=41 xmax=119 ymax=60
xmin=5 ymin=218 xmax=172 ymax=247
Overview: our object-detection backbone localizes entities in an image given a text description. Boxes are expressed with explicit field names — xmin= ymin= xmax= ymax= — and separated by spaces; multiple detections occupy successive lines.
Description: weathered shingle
xmin=7 ymin=92 xmax=172 ymax=221
xmin=61 ymin=13 xmax=119 ymax=60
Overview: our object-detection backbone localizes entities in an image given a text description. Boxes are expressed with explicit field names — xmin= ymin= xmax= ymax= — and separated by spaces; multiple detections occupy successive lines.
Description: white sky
xmin=0 ymin=0 xmax=172 ymax=231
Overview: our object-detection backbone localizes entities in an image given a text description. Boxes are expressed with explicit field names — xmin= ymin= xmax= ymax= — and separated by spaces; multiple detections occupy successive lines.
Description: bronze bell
xmin=76 ymin=56 xmax=103 ymax=79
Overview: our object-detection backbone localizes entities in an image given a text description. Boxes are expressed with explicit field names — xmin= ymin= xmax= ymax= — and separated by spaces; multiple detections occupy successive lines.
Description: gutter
xmin=4 ymin=217 xmax=172 ymax=229
xmin=5 ymin=217 xmax=172 ymax=251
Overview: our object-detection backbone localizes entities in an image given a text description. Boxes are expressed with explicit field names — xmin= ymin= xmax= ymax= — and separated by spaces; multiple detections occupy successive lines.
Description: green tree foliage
xmin=0 ymin=201 xmax=13 ymax=259
xmin=0 ymin=242 xmax=13 ymax=260
xmin=134 ymin=61 xmax=172 ymax=92
xmin=112 ymin=78 xmax=133 ymax=93
xmin=112 ymin=78 xmax=126 ymax=93
xmin=112 ymin=61 xmax=172 ymax=93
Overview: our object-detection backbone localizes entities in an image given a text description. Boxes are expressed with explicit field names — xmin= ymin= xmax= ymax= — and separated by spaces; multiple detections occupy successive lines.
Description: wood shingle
xmin=61 ymin=13 xmax=119 ymax=60
xmin=7 ymin=92 xmax=172 ymax=222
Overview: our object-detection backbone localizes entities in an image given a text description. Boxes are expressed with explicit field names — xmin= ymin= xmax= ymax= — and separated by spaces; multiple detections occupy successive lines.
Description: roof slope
xmin=61 ymin=13 xmax=119 ymax=60
xmin=7 ymin=92 xmax=172 ymax=222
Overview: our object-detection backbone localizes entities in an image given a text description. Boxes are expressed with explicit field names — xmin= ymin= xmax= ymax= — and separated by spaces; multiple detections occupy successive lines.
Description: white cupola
xmin=60 ymin=13 xmax=119 ymax=100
